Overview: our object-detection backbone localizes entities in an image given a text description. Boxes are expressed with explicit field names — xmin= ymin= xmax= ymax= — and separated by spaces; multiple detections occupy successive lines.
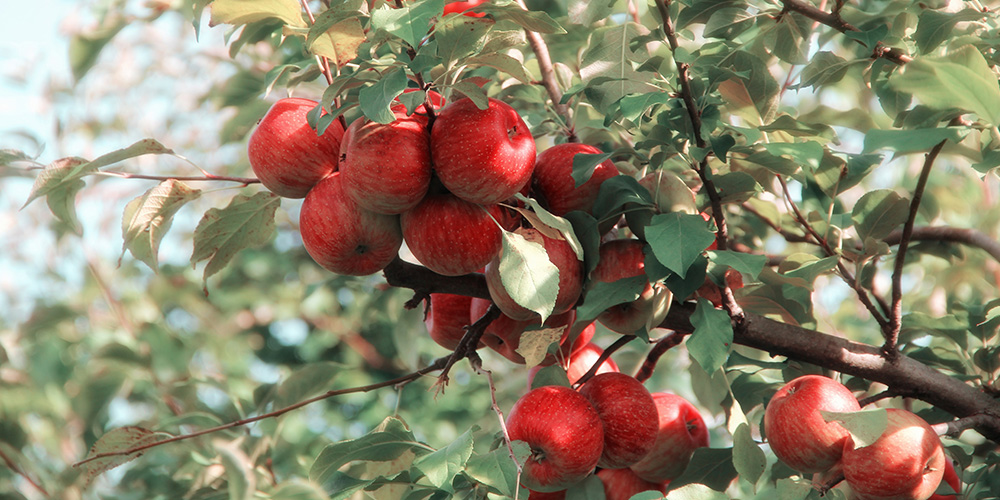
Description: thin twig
xmin=573 ymin=335 xmax=635 ymax=388
xmin=634 ymin=331 xmax=688 ymax=383
xmin=74 ymin=359 xmax=447 ymax=467
xmin=884 ymin=138 xmax=948 ymax=356
xmin=513 ymin=0 xmax=573 ymax=140
xmin=433 ymin=304 xmax=502 ymax=392
xmin=884 ymin=226 xmax=1000 ymax=264
xmin=857 ymin=389 xmax=897 ymax=408
xmin=94 ymin=171 xmax=260 ymax=184
xmin=471 ymin=356 xmax=523 ymax=500
xmin=779 ymin=0 xmax=911 ymax=65
xmin=300 ymin=0 xmax=336 ymax=86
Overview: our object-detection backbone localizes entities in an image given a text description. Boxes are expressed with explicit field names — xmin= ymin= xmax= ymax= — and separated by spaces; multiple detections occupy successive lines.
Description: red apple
xmin=485 ymin=227 xmax=583 ymax=321
xmin=563 ymin=321 xmax=596 ymax=358
xmin=392 ymin=88 xmax=446 ymax=116
xmin=506 ymin=385 xmax=605 ymax=492
xmin=531 ymin=143 xmax=619 ymax=215
xmin=430 ymin=97 xmax=536 ymax=205
xmin=597 ymin=467 xmax=669 ymax=500
xmin=248 ymin=97 xmax=344 ymax=198
xmin=763 ymin=375 xmax=861 ymax=473
xmin=565 ymin=342 xmax=619 ymax=385
xmin=842 ymin=408 xmax=945 ymax=500
xmin=471 ymin=298 xmax=575 ymax=365
xmin=927 ymin=457 xmax=960 ymax=500
xmin=629 ymin=393 xmax=709 ymax=482
xmin=338 ymin=112 xmax=432 ymax=214
xmin=424 ymin=293 xmax=479 ymax=350
xmin=401 ymin=193 xmax=503 ymax=276
xmin=527 ymin=490 xmax=565 ymax=499
xmin=442 ymin=0 xmax=488 ymax=16
xmin=578 ymin=372 xmax=659 ymax=469
xmin=299 ymin=172 xmax=402 ymax=276
xmin=591 ymin=239 xmax=656 ymax=334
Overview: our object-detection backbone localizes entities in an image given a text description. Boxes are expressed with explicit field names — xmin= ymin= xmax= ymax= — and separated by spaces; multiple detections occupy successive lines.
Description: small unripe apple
xmin=299 ymin=172 xmax=402 ymax=276
xmin=485 ymin=227 xmax=583 ymax=321
xmin=764 ymin=375 xmax=861 ymax=473
xmin=629 ymin=392 xmax=709 ymax=482
xmin=338 ymin=112 xmax=431 ymax=214
xmin=842 ymin=408 xmax=945 ymax=500
xmin=596 ymin=467 xmax=669 ymax=500
xmin=531 ymin=143 xmax=619 ymax=216
xmin=506 ymin=385 xmax=605 ymax=492
xmin=248 ymin=97 xmax=344 ymax=199
xmin=431 ymin=97 xmax=535 ymax=205
xmin=401 ymin=193 xmax=503 ymax=276
xmin=578 ymin=372 xmax=659 ymax=469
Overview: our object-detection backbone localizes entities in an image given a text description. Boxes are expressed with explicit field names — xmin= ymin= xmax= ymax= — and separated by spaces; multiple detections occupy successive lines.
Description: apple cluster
xmin=764 ymin=375 xmax=957 ymax=500
xmin=503 ymin=370 xmax=708 ymax=498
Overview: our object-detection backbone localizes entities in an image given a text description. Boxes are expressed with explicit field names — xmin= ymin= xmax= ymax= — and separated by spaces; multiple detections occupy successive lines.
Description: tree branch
xmin=572 ymin=334 xmax=635 ymax=388
xmin=94 ymin=171 xmax=260 ymax=184
xmin=885 ymin=138 xmax=947 ymax=356
xmin=779 ymin=0 xmax=912 ymax=65
xmin=513 ymin=0 xmax=573 ymax=139
xmin=884 ymin=226 xmax=1000 ymax=264
xmin=634 ymin=331 xmax=688 ymax=383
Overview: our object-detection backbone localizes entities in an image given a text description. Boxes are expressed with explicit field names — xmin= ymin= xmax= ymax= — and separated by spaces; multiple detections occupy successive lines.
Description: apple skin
xmin=471 ymin=298 xmax=575 ymax=365
xmin=527 ymin=490 xmax=565 ymax=499
xmin=430 ymin=97 xmax=536 ymax=205
xmin=485 ymin=227 xmax=583 ymax=321
xmin=927 ymin=457 xmax=960 ymax=500
xmin=565 ymin=342 xmax=619 ymax=385
xmin=392 ymin=89 xmax=446 ymax=116
xmin=442 ymin=0 xmax=488 ymax=16
xmin=338 ymin=112 xmax=432 ymax=214
xmin=506 ymin=385 xmax=605 ymax=492
xmin=425 ymin=293 xmax=482 ymax=350
xmin=531 ymin=143 xmax=619 ymax=216
xmin=842 ymin=408 xmax=945 ymax=500
xmin=591 ymin=239 xmax=656 ymax=334
xmin=578 ymin=372 xmax=659 ymax=469
xmin=763 ymin=375 xmax=862 ymax=473
xmin=299 ymin=172 xmax=402 ymax=276
xmin=248 ymin=97 xmax=344 ymax=199
xmin=401 ymin=193 xmax=503 ymax=276
xmin=629 ymin=392 xmax=710 ymax=482
xmin=597 ymin=467 xmax=670 ymax=500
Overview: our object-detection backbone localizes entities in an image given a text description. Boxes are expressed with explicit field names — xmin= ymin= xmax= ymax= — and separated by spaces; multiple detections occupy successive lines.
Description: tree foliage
xmin=2 ymin=0 xmax=1000 ymax=499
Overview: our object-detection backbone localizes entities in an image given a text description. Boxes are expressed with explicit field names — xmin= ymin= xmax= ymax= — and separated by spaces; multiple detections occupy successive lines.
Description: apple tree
xmin=2 ymin=0 xmax=1000 ymax=498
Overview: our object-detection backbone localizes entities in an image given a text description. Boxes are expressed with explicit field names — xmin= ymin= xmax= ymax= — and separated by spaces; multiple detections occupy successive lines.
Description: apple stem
xmin=816 ymin=470 xmax=845 ymax=496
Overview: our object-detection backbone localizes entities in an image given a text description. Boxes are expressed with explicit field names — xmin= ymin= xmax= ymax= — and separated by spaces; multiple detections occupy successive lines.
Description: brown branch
xmin=300 ymin=0 xmax=336 ymax=86
xmin=513 ymin=0 xmax=572 ymax=139
xmin=885 ymin=138 xmax=948 ymax=356
xmin=75 ymin=359 xmax=447 ymax=467
xmin=857 ymin=389 xmax=897 ymax=408
xmin=572 ymin=334 xmax=635 ymax=388
xmin=634 ymin=331 xmax=688 ymax=383
xmin=931 ymin=413 xmax=996 ymax=438
xmin=884 ymin=226 xmax=1000 ymax=264
xmin=433 ymin=302 xmax=502 ymax=391
xmin=471 ymin=357 xmax=523 ymax=499
xmin=779 ymin=0 xmax=912 ymax=65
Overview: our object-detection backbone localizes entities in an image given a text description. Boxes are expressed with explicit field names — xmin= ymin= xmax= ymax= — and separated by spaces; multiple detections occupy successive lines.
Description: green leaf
xmin=889 ymin=45 xmax=1000 ymax=126
xmin=473 ymin=3 xmax=566 ymax=34
xmin=120 ymin=180 xmax=202 ymax=272
xmin=663 ymin=254 xmax=708 ymax=299
xmin=310 ymin=417 xmax=433 ymax=487
xmin=667 ymin=483 xmax=731 ymax=500
xmin=371 ymin=0 xmax=445 ymax=48
xmin=433 ymin=15 xmax=494 ymax=69
xmin=448 ymin=80 xmax=490 ymax=109
xmin=821 ymin=408 xmax=888 ymax=448
xmin=914 ymin=9 xmax=986 ymax=54
xmin=740 ymin=150 xmax=800 ymax=176
xmin=707 ymin=251 xmax=764 ymax=281
xmin=851 ymin=189 xmax=910 ymax=242
xmin=466 ymin=53 xmax=533 ymax=84
xmin=303 ymin=15 xmax=366 ymax=67
xmin=760 ymin=115 xmax=838 ymax=143
xmin=842 ymin=24 xmax=888 ymax=48
xmin=216 ymin=440 xmax=254 ymax=500
xmin=704 ymin=7 xmax=756 ymax=40
xmin=862 ymin=127 xmax=966 ymax=154
xmin=497 ymin=230 xmax=560 ymax=322
xmin=668 ymin=447 xmax=738 ymax=492
xmin=210 ymin=0 xmax=306 ymax=28
xmin=530 ymin=365 xmax=571 ymax=389
xmin=79 ymin=426 xmax=173 ymax=485
xmin=591 ymin=175 xmax=653 ymax=223
xmin=579 ymin=23 xmax=659 ymax=113
xmin=732 ymin=423 xmax=766 ymax=487
xmin=769 ymin=15 xmax=812 ymax=64
xmin=577 ymin=275 xmax=648 ymax=323
xmin=678 ymin=0 xmax=744 ymax=29
xmin=415 ymin=426 xmax=476 ymax=488
xmin=571 ymin=152 xmax=614 ymax=188
xmin=762 ymin=141 xmax=824 ymax=172
xmin=464 ymin=441 xmax=530 ymax=498
xmin=69 ymin=16 xmax=127 ymax=81
xmin=190 ymin=192 xmax=281 ymax=293
xmin=359 ymin=68 xmax=409 ymax=124
xmin=619 ymin=92 xmax=673 ymax=122
xmin=646 ymin=213 xmax=716 ymax=279
xmin=272 ymin=362 xmax=340 ymax=409
xmin=793 ymin=52 xmax=862 ymax=89
xmin=515 ymin=195 xmax=585 ymax=261
xmin=567 ymin=0 xmax=620 ymax=25
xmin=712 ymin=171 xmax=761 ymax=204
xmin=687 ymin=299 xmax=734 ymax=374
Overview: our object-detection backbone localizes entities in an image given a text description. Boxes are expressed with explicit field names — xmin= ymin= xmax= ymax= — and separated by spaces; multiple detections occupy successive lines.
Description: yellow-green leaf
xmin=191 ymin=192 xmax=280 ymax=293
xmin=210 ymin=0 xmax=306 ymax=28
xmin=889 ymin=45 xmax=1000 ymax=126
xmin=121 ymin=180 xmax=201 ymax=272
xmin=79 ymin=426 xmax=173 ymax=485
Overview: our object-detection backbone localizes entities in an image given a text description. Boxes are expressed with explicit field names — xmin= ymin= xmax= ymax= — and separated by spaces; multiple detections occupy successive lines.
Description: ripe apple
xmin=927 ymin=457 xmax=960 ymax=500
xmin=442 ymin=0 xmax=488 ymax=16
xmin=565 ymin=342 xmax=619 ymax=385
xmin=338 ymin=112 xmax=431 ymax=214
xmin=401 ymin=193 xmax=503 ymax=276
xmin=299 ymin=172 xmax=402 ymax=276
xmin=531 ymin=143 xmax=620 ymax=215
xmin=392 ymin=88 xmax=446 ymax=116
xmin=425 ymin=293 xmax=480 ymax=350
xmin=485 ymin=227 xmax=583 ymax=321
xmin=471 ymin=297 xmax=575 ymax=365
xmin=506 ymin=385 xmax=605 ymax=492
xmin=578 ymin=372 xmax=659 ymax=469
xmin=527 ymin=490 xmax=565 ymax=499
xmin=591 ymin=239 xmax=656 ymax=334
xmin=763 ymin=375 xmax=861 ymax=473
xmin=248 ymin=97 xmax=344 ymax=199
xmin=430 ymin=97 xmax=536 ymax=205
xmin=841 ymin=408 xmax=945 ymax=500
xmin=629 ymin=392 xmax=709 ymax=482
xmin=597 ymin=467 xmax=669 ymax=500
